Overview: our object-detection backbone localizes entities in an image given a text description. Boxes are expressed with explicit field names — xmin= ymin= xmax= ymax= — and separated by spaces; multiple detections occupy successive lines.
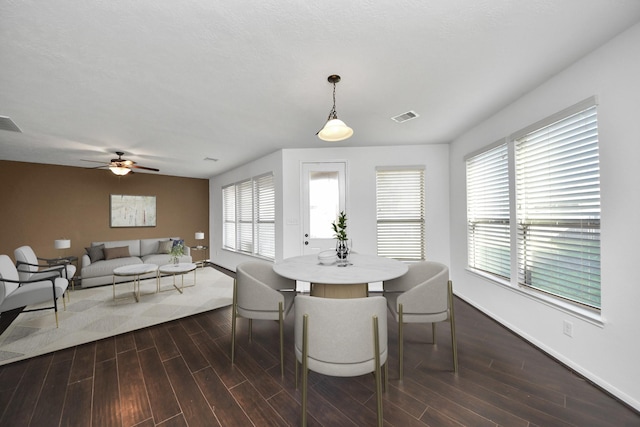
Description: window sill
xmin=221 ymin=247 xmax=274 ymax=262
xmin=464 ymin=267 xmax=603 ymax=328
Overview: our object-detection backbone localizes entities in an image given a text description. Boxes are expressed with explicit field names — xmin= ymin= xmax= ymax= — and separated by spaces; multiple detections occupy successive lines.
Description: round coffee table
xmin=158 ymin=263 xmax=197 ymax=294
xmin=112 ymin=263 xmax=159 ymax=302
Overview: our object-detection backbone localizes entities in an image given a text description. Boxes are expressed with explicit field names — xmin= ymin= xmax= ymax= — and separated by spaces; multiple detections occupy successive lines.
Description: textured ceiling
xmin=1 ymin=1 xmax=640 ymax=178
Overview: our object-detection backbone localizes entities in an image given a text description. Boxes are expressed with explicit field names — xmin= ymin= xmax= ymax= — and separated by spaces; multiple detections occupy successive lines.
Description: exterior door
xmin=301 ymin=162 xmax=346 ymax=255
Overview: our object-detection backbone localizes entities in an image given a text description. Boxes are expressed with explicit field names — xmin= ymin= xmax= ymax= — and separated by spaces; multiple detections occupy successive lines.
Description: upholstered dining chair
xmin=0 ymin=254 xmax=69 ymax=327
xmin=294 ymin=295 xmax=387 ymax=427
xmin=231 ymin=261 xmax=296 ymax=377
xmin=383 ymin=261 xmax=458 ymax=380
xmin=14 ymin=245 xmax=76 ymax=283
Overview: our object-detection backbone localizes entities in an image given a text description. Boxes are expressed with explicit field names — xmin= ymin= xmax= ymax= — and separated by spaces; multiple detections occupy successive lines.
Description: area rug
xmin=0 ymin=266 xmax=234 ymax=366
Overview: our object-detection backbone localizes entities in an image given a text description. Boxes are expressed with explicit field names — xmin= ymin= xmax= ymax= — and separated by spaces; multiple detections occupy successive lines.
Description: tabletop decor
xmin=170 ymin=241 xmax=185 ymax=265
xmin=332 ymin=211 xmax=350 ymax=266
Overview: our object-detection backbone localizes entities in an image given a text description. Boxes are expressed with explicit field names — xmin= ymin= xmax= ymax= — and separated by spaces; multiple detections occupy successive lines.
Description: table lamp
xmin=195 ymin=232 xmax=205 ymax=248
xmin=54 ymin=238 xmax=71 ymax=258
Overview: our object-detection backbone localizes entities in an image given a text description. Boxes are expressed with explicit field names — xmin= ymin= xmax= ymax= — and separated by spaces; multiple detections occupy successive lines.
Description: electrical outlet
xmin=563 ymin=320 xmax=573 ymax=337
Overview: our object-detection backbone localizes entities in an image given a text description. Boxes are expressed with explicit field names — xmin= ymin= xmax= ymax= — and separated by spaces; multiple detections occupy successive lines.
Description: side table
xmin=47 ymin=255 xmax=78 ymax=291
xmin=189 ymin=246 xmax=209 ymax=268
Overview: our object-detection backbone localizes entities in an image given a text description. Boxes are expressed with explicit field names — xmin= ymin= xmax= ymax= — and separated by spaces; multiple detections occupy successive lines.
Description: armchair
xmin=231 ymin=261 xmax=296 ymax=377
xmin=14 ymin=245 xmax=76 ymax=284
xmin=383 ymin=261 xmax=458 ymax=380
xmin=0 ymin=254 xmax=69 ymax=327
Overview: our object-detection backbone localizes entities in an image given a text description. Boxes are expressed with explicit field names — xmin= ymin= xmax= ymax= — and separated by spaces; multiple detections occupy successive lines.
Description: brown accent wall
xmin=0 ymin=160 xmax=209 ymax=264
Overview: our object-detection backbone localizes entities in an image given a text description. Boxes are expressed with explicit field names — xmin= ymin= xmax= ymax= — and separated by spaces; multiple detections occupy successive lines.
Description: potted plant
xmin=331 ymin=211 xmax=349 ymax=265
xmin=169 ymin=241 xmax=185 ymax=265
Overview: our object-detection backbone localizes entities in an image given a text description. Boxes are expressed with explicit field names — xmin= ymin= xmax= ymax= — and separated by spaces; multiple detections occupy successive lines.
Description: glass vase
xmin=336 ymin=240 xmax=350 ymax=267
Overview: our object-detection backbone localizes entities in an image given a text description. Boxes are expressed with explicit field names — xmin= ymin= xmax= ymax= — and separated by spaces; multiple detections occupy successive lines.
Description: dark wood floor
xmin=0 ymin=277 xmax=638 ymax=426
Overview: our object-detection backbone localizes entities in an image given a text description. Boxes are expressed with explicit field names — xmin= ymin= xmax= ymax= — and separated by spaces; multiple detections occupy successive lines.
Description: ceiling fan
xmin=83 ymin=151 xmax=160 ymax=176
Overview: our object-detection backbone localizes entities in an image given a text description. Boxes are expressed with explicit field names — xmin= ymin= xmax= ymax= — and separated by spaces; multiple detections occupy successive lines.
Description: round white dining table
xmin=273 ymin=253 xmax=408 ymax=298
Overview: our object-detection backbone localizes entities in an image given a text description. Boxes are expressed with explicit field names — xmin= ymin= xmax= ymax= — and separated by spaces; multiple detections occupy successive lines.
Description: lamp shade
xmin=318 ymin=119 xmax=354 ymax=142
xmin=195 ymin=232 xmax=205 ymax=240
xmin=54 ymin=239 xmax=71 ymax=249
xmin=109 ymin=166 xmax=131 ymax=176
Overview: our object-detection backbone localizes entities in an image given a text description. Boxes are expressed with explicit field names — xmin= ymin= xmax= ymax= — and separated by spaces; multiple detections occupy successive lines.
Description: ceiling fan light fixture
xmin=318 ymin=74 xmax=353 ymax=142
xmin=109 ymin=166 xmax=131 ymax=176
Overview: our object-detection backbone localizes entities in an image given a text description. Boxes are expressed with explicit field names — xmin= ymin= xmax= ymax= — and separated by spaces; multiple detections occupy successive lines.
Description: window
xmin=376 ymin=167 xmax=425 ymax=260
xmin=222 ymin=173 xmax=275 ymax=259
xmin=515 ymin=103 xmax=600 ymax=308
xmin=466 ymin=98 xmax=601 ymax=309
xmin=466 ymin=142 xmax=511 ymax=279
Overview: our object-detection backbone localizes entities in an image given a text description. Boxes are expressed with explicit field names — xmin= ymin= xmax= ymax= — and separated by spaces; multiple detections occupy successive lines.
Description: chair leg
xmin=302 ymin=314 xmax=309 ymax=427
xmin=248 ymin=319 xmax=253 ymax=342
xmin=448 ymin=280 xmax=459 ymax=373
xmin=279 ymin=301 xmax=284 ymax=377
xmin=432 ymin=322 xmax=437 ymax=344
xmin=373 ymin=315 xmax=383 ymax=427
xmin=398 ymin=303 xmax=404 ymax=381
xmin=231 ymin=279 xmax=237 ymax=364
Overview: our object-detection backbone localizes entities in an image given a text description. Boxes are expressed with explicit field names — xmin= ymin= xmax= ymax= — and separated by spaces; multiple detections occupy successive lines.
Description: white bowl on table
xmin=317 ymin=250 xmax=337 ymax=265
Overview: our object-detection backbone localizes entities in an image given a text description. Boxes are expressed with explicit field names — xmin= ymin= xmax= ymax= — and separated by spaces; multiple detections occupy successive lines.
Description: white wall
xmin=210 ymin=144 xmax=450 ymax=272
xmin=281 ymin=145 xmax=450 ymax=263
xmin=449 ymin=23 xmax=640 ymax=409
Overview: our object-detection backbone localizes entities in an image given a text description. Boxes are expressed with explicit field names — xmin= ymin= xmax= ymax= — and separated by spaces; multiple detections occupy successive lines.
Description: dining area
xmin=230 ymin=251 xmax=457 ymax=427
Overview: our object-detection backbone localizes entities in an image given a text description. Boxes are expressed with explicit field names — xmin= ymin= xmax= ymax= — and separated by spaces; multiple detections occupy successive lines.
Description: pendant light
xmin=317 ymin=75 xmax=353 ymax=142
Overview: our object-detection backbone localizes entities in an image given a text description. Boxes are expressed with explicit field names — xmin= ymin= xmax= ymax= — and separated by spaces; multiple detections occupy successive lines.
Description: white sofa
xmin=80 ymin=237 xmax=192 ymax=288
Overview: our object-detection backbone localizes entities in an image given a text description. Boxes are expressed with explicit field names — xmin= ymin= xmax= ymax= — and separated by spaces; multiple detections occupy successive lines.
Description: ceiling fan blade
xmin=81 ymin=159 xmax=109 ymax=164
xmin=131 ymin=165 xmax=160 ymax=172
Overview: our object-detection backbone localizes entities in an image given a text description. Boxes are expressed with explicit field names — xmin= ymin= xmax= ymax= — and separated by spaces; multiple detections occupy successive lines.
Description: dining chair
xmin=0 ymin=254 xmax=69 ymax=327
xmin=383 ymin=261 xmax=458 ymax=380
xmin=231 ymin=261 xmax=296 ymax=377
xmin=294 ymin=295 xmax=387 ymax=427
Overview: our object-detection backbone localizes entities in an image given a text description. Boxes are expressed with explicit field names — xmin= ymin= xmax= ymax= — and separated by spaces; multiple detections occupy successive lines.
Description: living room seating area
xmin=81 ymin=237 xmax=192 ymax=288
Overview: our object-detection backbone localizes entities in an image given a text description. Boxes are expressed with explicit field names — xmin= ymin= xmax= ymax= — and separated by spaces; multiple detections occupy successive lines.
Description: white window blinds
xmin=466 ymin=142 xmax=511 ymax=279
xmin=237 ymin=179 xmax=253 ymax=254
xmin=515 ymin=104 xmax=600 ymax=308
xmin=221 ymin=173 xmax=275 ymax=260
xmin=254 ymin=173 xmax=275 ymax=259
xmin=222 ymin=185 xmax=236 ymax=251
xmin=376 ymin=168 xmax=425 ymax=260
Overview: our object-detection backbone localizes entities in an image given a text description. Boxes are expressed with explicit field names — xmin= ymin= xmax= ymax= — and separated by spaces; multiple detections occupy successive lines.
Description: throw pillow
xmin=171 ymin=239 xmax=185 ymax=248
xmin=85 ymin=244 xmax=105 ymax=263
xmin=157 ymin=240 xmax=173 ymax=254
xmin=103 ymin=246 xmax=131 ymax=260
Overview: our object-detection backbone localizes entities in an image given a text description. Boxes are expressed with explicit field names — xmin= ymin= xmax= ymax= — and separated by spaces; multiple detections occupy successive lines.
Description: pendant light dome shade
xmin=317 ymin=75 xmax=353 ymax=142
xmin=318 ymin=118 xmax=353 ymax=141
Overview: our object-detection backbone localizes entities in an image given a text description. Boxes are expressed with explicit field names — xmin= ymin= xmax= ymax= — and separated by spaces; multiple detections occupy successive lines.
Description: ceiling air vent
xmin=0 ymin=116 xmax=22 ymax=133
xmin=391 ymin=110 xmax=419 ymax=123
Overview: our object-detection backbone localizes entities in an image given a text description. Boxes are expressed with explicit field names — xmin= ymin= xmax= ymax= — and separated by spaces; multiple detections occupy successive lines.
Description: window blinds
xmin=376 ymin=168 xmax=425 ymax=260
xmin=254 ymin=173 xmax=275 ymax=259
xmin=466 ymin=142 xmax=511 ymax=279
xmin=515 ymin=104 xmax=600 ymax=308
xmin=222 ymin=173 xmax=276 ymax=260
xmin=222 ymin=185 xmax=236 ymax=250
